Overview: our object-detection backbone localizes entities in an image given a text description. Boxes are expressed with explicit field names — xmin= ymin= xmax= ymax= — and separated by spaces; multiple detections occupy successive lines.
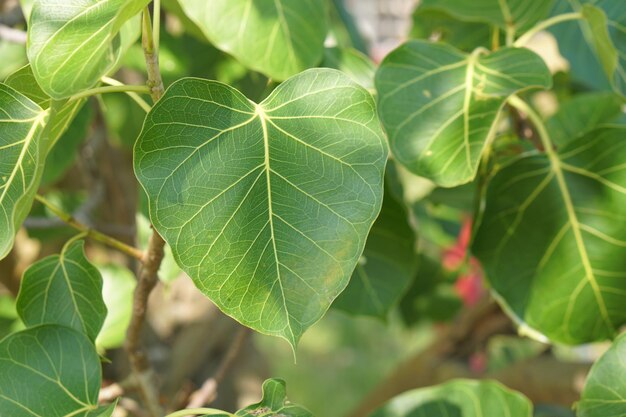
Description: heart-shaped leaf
xmin=549 ymin=0 xmax=625 ymax=97
xmin=0 ymin=325 xmax=111 ymax=417
xmin=420 ymin=0 xmax=553 ymax=33
xmin=370 ymin=379 xmax=532 ymax=417
xmin=578 ymin=332 xmax=626 ymax=417
xmin=0 ymin=83 xmax=47 ymax=260
xmin=16 ymin=240 xmax=107 ymax=342
xmin=135 ymin=69 xmax=387 ymax=348
xmin=473 ymin=126 xmax=626 ymax=344
xmin=27 ymin=0 xmax=148 ymax=99
xmin=333 ymin=189 xmax=417 ymax=319
xmin=376 ymin=41 xmax=551 ymax=187
xmin=236 ymin=379 xmax=312 ymax=417
xmin=177 ymin=0 xmax=327 ymax=81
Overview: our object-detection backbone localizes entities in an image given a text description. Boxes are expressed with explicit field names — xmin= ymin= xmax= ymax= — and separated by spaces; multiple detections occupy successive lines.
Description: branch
xmin=123 ymin=6 xmax=167 ymax=417
xmin=346 ymin=298 xmax=588 ymax=417
xmin=34 ymin=194 xmax=145 ymax=261
xmin=186 ymin=327 xmax=251 ymax=409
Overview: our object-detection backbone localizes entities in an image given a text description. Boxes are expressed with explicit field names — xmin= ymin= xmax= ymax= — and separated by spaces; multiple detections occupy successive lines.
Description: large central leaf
xmin=177 ymin=0 xmax=327 ymax=81
xmin=27 ymin=0 xmax=148 ymax=99
xmin=0 ymin=83 xmax=47 ymax=260
xmin=376 ymin=41 xmax=551 ymax=187
xmin=135 ymin=69 xmax=387 ymax=347
xmin=473 ymin=126 xmax=626 ymax=344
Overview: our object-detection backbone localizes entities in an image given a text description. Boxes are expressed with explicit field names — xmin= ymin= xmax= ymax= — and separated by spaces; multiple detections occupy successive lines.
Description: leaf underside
xmin=135 ymin=69 xmax=387 ymax=348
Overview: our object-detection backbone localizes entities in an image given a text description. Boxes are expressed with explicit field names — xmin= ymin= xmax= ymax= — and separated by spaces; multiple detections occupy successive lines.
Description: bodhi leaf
xmin=371 ymin=379 xmax=533 ymax=417
xmin=376 ymin=41 xmax=551 ymax=187
xmin=546 ymin=92 xmax=624 ymax=147
xmin=95 ymin=263 xmax=136 ymax=350
xmin=333 ymin=190 xmax=417 ymax=319
xmin=236 ymin=378 xmax=312 ymax=417
xmin=27 ymin=0 xmax=149 ymax=99
xmin=16 ymin=239 xmax=107 ymax=342
xmin=135 ymin=69 xmax=387 ymax=348
xmin=550 ymin=0 xmax=626 ymax=97
xmin=420 ymin=0 xmax=553 ymax=33
xmin=0 ymin=83 xmax=47 ymax=260
xmin=0 ymin=325 xmax=113 ymax=417
xmin=473 ymin=126 xmax=626 ymax=344
xmin=578 ymin=332 xmax=626 ymax=416
xmin=177 ymin=0 xmax=327 ymax=81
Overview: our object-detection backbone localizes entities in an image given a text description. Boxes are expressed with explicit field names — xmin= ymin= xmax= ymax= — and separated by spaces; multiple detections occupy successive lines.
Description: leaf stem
xmin=164 ymin=409 xmax=234 ymax=417
xmin=34 ymin=195 xmax=145 ymax=261
xmin=68 ymin=84 xmax=152 ymax=103
xmin=514 ymin=12 xmax=583 ymax=47
xmin=153 ymin=0 xmax=161 ymax=53
xmin=142 ymin=7 xmax=165 ymax=101
xmin=101 ymin=77 xmax=152 ymax=112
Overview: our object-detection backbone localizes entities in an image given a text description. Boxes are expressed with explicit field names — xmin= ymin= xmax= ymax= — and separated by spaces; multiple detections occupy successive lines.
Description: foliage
xmin=0 ymin=0 xmax=625 ymax=416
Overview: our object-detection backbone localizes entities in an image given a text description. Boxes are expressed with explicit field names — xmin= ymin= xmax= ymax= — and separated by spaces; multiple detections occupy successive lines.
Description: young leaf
xmin=578 ymin=332 xmax=626 ymax=417
xmin=370 ymin=379 xmax=533 ymax=417
xmin=0 ymin=325 xmax=111 ymax=417
xmin=236 ymin=379 xmax=312 ymax=417
xmin=546 ymin=92 xmax=624 ymax=147
xmin=376 ymin=41 xmax=551 ymax=187
xmin=420 ymin=0 xmax=553 ymax=33
xmin=473 ymin=126 xmax=626 ymax=344
xmin=27 ymin=0 xmax=149 ymax=99
xmin=16 ymin=240 xmax=107 ymax=342
xmin=135 ymin=69 xmax=387 ymax=348
xmin=549 ymin=0 xmax=625 ymax=97
xmin=176 ymin=0 xmax=328 ymax=81
xmin=333 ymin=190 xmax=417 ymax=319
xmin=0 ymin=83 xmax=47 ymax=260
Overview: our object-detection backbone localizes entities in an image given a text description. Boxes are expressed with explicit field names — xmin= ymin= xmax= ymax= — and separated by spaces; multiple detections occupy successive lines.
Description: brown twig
xmin=122 ymin=7 xmax=167 ymax=417
xmin=186 ymin=327 xmax=252 ymax=408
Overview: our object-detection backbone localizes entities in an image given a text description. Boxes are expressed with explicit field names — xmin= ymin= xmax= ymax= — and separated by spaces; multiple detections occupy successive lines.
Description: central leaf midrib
xmin=256 ymin=104 xmax=293 ymax=341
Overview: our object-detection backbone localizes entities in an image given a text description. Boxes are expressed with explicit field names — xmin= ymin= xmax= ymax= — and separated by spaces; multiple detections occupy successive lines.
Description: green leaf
xmin=5 ymin=65 xmax=88 ymax=148
xmin=420 ymin=0 xmax=553 ymax=32
xmin=546 ymin=92 xmax=624 ymax=147
xmin=0 ymin=325 xmax=107 ymax=417
xmin=322 ymin=47 xmax=376 ymax=91
xmin=549 ymin=0 xmax=625 ymax=97
xmin=16 ymin=240 xmax=107 ymax=342
xmin=177 ymin=0 xmax=328 ymax=81
xmin=370 ymin=379 xmax=533 ymax=417
xmin=0 ymin=41 xmax=27 ymax=81
xmin=473 ymin=126 xmax=626 ymax=344
xmin=578 ymin=332 xmax=626 ymax=417
xmin=27 ymin=0 xmax=149 ymax=99
xmin=333 ymin=190 xmax=417 ymax=319
xmin=236 ymin=379 xmax=313 ymax=417
xmin=376 ymin=41 xmax=551 ymax=187
xmin=135 ymin=69 xmax=387 ymax=348
xmin=0 ymin=83 xmax=47 ymax=260
xmin=95 ymin=264 xmax=136 ymax=350
xmin=411 ymin=8 xmax=493 ymax=52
